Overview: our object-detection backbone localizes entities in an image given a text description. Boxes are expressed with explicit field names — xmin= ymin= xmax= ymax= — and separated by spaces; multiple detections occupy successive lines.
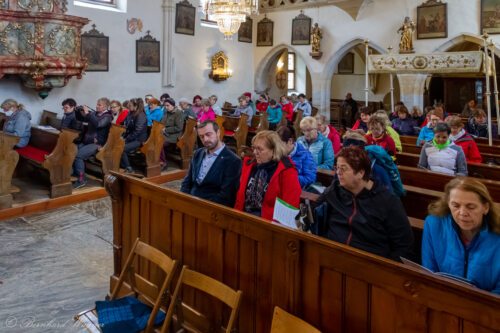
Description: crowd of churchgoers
xmin=1 ymin=92 xmax=499 ymax=294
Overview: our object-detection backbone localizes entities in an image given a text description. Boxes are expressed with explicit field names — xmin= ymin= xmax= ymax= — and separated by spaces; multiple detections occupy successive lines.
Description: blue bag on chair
xmin=95 ymin=296 xmax=166 ymax=333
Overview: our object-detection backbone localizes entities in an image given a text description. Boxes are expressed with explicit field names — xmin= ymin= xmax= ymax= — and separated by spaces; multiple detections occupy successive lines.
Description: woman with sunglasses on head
xmin=317 ymin=146 xmax=414 ymax=261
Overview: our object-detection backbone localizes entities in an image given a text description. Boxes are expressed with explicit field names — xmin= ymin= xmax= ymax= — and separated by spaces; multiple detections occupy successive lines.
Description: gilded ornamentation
xmin=47 ymin=25 xmax=76 ymax=55
xmin=17 ymin=0 xmax=54 ymax=12
xmin=309 ymin=22 xmax=323 ymax=59
xmin=397 ymin=16 xmax=415 ymax=53
xmin=368 ymin=51 xmax=483 ymax=74
xmin=0 ymin=0 xmax=8 ymax=9
xmin=209 ymin=51 xmax=232 ymax=81
xmin=0 ymin=22 xmax=35 ymax=55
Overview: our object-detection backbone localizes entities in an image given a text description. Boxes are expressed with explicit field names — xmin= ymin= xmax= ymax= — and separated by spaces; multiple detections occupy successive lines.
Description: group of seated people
xmin=179 ymin=119 xmax=499 ymax=294
xmin=2 ymin=92 xmax=500 ymax=294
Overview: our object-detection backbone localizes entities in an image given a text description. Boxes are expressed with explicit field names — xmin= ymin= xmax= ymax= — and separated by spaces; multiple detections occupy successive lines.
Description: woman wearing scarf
xmin=418 ymin=122 xmax=468 ymax=176
xmin=447 ymin=116 xmax=482 ymax=164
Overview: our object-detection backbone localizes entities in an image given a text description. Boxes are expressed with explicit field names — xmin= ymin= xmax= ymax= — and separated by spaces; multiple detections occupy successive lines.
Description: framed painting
xmin=257 ymin=16 xmax=273 ymax=47
xmin=417 ymin=0 xmax=447 ymax=39
xmin=175 ymin=0 xmax=196 ymax=36
xmin=238 ymin=17 xmax=253 ymax=43
xmin=136 ymin=31 xmax=160 ymax=73
xmin=81 ymin=24 xmax=109 ymax=72
xmin=291 ymin=12 xmax=311 ymax=45
xmin=338 ymin=53 xmax=354 ymax=74
xmin=481 ymin=0 xmax=500 ymax=34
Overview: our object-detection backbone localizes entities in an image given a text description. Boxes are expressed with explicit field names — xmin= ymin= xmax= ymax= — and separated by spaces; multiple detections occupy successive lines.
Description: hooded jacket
xmin=81 ymin=110 xmax=113 ymax=146
xmin=123 ymin=111 xmax=148 ymax=144
xmin=451 ymin=131 xmax=482 ymax=164
xmin=290 ymin=142 xmax=317 ymax=188
xmin=318 ymin=179 xmax=414 ymax=261
xmin=234 ymin=156 xmax=301 ymax=221
xmin=422 ymin=214 xmax=500 ymax=294
xmin=266 ymin=104 xmax=282 ymax=124
xmin=297 ymin=132 xmax=334 ymax=170
xmin=417 ymin=125 xmax=435 ymax=146
xmin=4 ymin=108 xmax=32 ymax=148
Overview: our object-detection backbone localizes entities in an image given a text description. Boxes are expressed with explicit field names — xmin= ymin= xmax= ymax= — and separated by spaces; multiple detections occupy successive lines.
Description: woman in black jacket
xmin=120 ymin=98 xmax=148 ymax=172
xmin=318 ymin=146 xmax=414 ymax=261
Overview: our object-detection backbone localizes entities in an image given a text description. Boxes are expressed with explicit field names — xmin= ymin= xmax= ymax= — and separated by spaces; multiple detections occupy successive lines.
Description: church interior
xmin=1 ymin=0 xmax=500 ymax=332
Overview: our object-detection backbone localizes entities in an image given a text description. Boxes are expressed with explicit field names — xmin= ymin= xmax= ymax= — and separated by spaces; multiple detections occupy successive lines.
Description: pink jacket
xmin=197 ymin=108 xmax=216 ymax=122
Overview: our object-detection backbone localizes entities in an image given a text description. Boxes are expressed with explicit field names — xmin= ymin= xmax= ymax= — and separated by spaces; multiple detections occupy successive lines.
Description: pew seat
xmin=222 ymin=114 xmax=249 ymax=155
xmin=16 ymin=127 xmax=78 ymax=198
xmin=84 ymin=125 xmax=125 ymax=178
xmin=0 ymin=132 xmax=20 ymax=209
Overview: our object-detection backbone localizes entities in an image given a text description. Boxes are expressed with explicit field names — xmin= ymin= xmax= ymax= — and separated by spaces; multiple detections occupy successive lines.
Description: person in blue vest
xmin=422 ymin=178 xmax=500 ymax=294
xmin=417 ymin=110 xmax=441 ymax=146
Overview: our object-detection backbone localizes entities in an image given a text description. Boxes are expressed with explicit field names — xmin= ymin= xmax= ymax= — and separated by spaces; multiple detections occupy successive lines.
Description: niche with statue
xmin=209 ymin=51 xmax=232 ymax=81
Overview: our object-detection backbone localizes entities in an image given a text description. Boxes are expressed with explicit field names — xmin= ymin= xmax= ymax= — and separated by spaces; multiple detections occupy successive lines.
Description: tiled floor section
xmin=0 ymin=198 xmax=113 ymax=332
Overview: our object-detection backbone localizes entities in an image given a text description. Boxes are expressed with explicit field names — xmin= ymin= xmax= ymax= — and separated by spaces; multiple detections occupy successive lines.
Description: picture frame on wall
xmin=136 ymin=31 xmax=160 ymax=73
xmin=257 ymin=16 xmax=273 ymax=47
xmin=175 ymin=0 xmax=196 ymax=36
xmin=291 ymin=12 xmax=311 ymax=45
xmin=238 ymin=17 xmax=253 ymax=43
xmin=81 ymin=24 xmax=109 ymax=72
xmin=481 ymin=0 xmax=500 ymax=34
xmin=338 ymin=53 xmax=354 ymax=74
xmin=417 ymin=0 xmax=447 ymax=39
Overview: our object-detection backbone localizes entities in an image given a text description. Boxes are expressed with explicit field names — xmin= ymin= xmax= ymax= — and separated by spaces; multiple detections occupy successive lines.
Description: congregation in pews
xmin=2 ymin=90 xmax=500 ymax=296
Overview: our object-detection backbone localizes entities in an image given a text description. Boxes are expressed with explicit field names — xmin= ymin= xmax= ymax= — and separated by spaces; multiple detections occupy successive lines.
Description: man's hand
xmin=83 ymin=105 xmax=90 ymax=115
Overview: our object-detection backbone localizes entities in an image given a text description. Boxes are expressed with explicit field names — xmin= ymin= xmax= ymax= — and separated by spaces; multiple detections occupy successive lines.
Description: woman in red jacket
xmin=315 ymin=114 xmax=341 ymax=154
xmin=280 ymin=95 xmax=294 ymax=123
xmin=235 ymin=130 xmax=302 ymax=221
xmin=447 ymin=116 xmax=482 ymax=164
xmin=256 ymin=94 xmax=269 ymax=114
xmin=365 ymin=115 xmax=396 ymax=156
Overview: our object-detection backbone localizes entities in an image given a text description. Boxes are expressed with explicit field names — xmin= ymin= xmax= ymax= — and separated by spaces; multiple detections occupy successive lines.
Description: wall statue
xmin=398 ymin=16 xmax=415 ymax=53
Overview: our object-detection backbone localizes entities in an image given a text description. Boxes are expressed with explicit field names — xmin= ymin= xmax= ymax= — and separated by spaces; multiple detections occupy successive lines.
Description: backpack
xmin=365 ymin=145 xmax=406 ymax=197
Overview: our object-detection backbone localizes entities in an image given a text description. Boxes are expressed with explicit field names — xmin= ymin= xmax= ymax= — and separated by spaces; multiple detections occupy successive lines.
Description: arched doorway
xmin=254 ymin=44 xmax=312 ymax=101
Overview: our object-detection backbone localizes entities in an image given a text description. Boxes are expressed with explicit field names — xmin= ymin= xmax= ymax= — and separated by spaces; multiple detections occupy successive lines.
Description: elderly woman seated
xmin=317 ymin=146 xmax=414 ymax=261
xmin=418 ymin=122 xmax=468 ymax=176
xmin=422 ymin=178 xmax=500 ymax=294
xmin=1 ymin=99 xmax=32 ymax=148
xmin=234 ymin=130 xmax=301 ymax=221
xmin=297 ymin=116 xmax=334 ymax=170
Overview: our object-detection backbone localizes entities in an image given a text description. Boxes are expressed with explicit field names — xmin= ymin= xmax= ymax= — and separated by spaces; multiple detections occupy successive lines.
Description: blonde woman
xmin=1 ymin=99 xmax=32 ymax=148
xmin=422 ymin=178 xmax=500 ymax=294
xmin=234 ymin=130 xmax=301 ymax=221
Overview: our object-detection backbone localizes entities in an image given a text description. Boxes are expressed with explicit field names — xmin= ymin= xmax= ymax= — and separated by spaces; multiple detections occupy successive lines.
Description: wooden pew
xmin=16 ymin=127 xmax=78 ymax=198
xmin=401 ymin=143 xmax=500 ymax=163
xmin=139 ymin=121 xmax=165 ymax=177
xmin=223 ymin=114 xmax=249 ymax=155
xmin=85 ymin=125 xmax=126 ymax=177
xmin=39 ymin=110 xmax=62 ymax=130
xmin=176 ymin=117 xmax=197 ymax=169
xmin=0 ymin=113 xmax=7 ymax=130
xmin=104 ymin=172 xmax=500 ymax=333
xmin=215 ymin=115 xmax=225 ymax=140
xmin=292 ymin=109 xmax=303 ymax=139
xmin=396 ymin=151 xmax=500 ymax=181
xmin=401 ymin=135 xmax=500 ymax=154
xmin=0 ymin=132 xmax=19 ymax=209
xmin=249 ymin=113 xmax=269 ymax=134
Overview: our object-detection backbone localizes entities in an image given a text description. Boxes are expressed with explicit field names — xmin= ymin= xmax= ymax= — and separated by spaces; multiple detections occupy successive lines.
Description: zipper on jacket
xmin=346 ymin=196 xmax=357 ymax=245
xmin=463 ymin=247 xmax=470 ymax=279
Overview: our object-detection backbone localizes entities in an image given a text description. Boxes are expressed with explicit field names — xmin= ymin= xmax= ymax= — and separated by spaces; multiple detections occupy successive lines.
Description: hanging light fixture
xmin=200 ymin=0 xmax=258 ymax=39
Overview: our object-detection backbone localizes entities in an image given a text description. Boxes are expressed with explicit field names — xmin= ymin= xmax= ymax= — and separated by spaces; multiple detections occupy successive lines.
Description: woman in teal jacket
xmin=266 ymin=99 xmax=282 ymax=130
xmin=422 ymin=177 xmax=500 ymax=294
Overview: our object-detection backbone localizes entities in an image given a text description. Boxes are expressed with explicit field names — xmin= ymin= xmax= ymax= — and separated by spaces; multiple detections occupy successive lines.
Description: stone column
xmin=162 ymin=0 xmax=175 ymax=87
xmin=396 ymin=74 xmax=428 ymax=110
xmin=310 ymin=72 xmax=330 ymax=119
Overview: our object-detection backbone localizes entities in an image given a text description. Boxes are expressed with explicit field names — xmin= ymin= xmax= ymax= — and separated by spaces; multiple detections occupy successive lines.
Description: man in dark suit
xmin=181 ymin=120 xmax=242 ymax=207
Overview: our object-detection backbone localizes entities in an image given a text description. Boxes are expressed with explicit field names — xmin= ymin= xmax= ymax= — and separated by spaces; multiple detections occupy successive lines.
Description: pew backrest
xmin=140 ymin=121 xmax=165 ymax=177
xmin=176 ymin=117 xmax=197 ymax=169
xmin=96 ymin=125 xmax=125 ymax=174
xmin=0 ymin=132 xmax=19 ymax=202
xmin=293 ymin=110 xmax=303 ymax=139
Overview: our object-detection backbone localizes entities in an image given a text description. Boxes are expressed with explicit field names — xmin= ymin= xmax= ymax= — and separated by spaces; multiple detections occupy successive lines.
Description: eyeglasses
xmin=301 ymin=128 xmax=317 ymax=133
xmin=334 ymin=165 xmax=351 ymax=174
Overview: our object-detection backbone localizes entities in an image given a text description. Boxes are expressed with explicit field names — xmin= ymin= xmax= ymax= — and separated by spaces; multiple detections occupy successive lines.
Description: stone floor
xmin=0 ymin=198 xmax=113 ymax=332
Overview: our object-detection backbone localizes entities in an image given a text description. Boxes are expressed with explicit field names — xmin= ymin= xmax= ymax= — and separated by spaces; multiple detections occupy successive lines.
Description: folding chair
xmin=75 ymin=238 xmax=178 ymax=333
xmin=270 ymin=306 xmax=321 ymax=333
xmin=161 ymin=265 xmax=243 ymax=333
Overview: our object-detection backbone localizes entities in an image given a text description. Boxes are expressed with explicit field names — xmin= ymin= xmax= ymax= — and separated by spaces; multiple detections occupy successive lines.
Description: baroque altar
xmin=0 ymin=0 xmax=89 ymax=98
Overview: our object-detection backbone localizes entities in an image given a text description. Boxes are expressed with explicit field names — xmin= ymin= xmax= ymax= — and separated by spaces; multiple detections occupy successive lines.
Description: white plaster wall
xmin=294 ymin=52 xmax=307 ymax=94
xmin=0 ymin=0 xmax=254 ymax=122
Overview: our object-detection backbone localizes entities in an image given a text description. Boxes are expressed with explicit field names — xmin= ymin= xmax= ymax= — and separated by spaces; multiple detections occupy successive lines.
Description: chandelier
xmin=200 ymin=0 xmax=258 ymax=39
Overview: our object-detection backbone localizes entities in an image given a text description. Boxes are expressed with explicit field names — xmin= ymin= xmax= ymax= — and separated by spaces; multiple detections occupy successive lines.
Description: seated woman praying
xmin=418 ymin=122 xmax=468 ymax=176
xmin=234 ymin=130 xmax=301 ymax=221
xmin=422 ymin=178 xmax=500 ymax=294
xmin=317 ymin=146 xmax=414 ymax=261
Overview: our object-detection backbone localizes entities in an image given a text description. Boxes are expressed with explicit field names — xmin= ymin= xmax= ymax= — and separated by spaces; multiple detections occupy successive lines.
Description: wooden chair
xmin=0 ymin=132 xmax=19 ymax=209
xmin=75 ymin=238 xmax=178 ymax=333
xmin=162 ymin=265 xmax=243 ymax=333
xmin=270 ymin=306 xmax=321 ymax=333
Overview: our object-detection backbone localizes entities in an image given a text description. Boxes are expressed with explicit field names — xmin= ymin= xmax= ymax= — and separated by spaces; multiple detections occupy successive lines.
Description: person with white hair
xmin=178 ymin=97 xmax=196 ymax=120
